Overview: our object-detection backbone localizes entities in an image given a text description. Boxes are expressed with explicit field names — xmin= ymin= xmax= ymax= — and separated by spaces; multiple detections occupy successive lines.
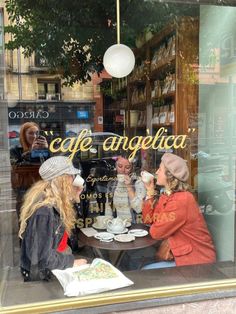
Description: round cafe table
xmin=78 ymin=224 xmax=159 ymax=267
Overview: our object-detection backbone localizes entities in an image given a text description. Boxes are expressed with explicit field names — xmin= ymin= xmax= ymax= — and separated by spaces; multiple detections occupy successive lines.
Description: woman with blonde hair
xmin=142 ymin=153 xmax=216 ymax=269
xmin=19 ymin=156 xmax=87 ymax=281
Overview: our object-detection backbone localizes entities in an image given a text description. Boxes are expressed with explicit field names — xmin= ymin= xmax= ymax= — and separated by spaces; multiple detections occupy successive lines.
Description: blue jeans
xmin=142 ymin=261 xmax=176 ymax=270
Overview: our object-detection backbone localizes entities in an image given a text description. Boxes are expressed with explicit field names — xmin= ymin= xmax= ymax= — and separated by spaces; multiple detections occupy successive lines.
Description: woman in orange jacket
xmin=142 ymin=153 xmax=216 ymax=269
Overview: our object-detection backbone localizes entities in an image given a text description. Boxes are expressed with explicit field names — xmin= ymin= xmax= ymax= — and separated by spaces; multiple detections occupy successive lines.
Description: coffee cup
xmin=95 ymin=216 xmax=111 ymax=229
xmin=72 ymin=175 xmax=85 ymax=187
xmin=117 ymin=174 xmax=125 ymax=183
xmin=141 ymin=171 xmax=154 ymax=183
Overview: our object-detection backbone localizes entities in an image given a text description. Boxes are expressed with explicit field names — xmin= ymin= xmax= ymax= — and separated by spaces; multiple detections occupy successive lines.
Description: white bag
xmin=52 ymin=258 xmax=133 ymax=297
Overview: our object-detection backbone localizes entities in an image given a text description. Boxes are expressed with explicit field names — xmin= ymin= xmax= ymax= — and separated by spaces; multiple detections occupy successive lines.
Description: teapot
xmin=107 ymin=217 xmax=127 ymax=233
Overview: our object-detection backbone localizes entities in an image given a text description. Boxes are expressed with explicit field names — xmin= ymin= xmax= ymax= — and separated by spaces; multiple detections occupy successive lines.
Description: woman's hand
xmin=142 ymin=178 xmax=155 ymax=197
xmin=124 ymin=175 xmax=136 ymax=200
xmin=124 ymin=175 xmax=132 ymax=186
xmin=73 ymin=258 xmax=87 ymax=267
xmin=32 ymin=136 xmax=48 ymax=150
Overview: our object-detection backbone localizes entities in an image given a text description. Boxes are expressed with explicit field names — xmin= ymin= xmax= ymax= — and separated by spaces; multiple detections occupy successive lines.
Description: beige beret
xmin=161 ymin=153 xmax=189 ymax=182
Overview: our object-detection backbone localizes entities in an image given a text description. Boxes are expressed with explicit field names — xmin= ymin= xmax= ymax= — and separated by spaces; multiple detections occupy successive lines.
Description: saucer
xmin=114 ymin=234 xmax=135 ymax=243
xmin=106 ymin=227 xmax=128 ymax=235
xmin=92 ymin=223 xmax=106 ymax=230
xmin=128 ymin=229 xmax=148 ymax=237
xmin=125 ymin=221 xmax=131 ymax=228
xmin=94 ymin=232 xmax=114 ymax=241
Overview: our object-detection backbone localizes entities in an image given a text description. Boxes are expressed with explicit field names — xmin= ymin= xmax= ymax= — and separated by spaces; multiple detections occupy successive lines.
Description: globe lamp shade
xmin=103 ymin=44 xmax=135 ymax=78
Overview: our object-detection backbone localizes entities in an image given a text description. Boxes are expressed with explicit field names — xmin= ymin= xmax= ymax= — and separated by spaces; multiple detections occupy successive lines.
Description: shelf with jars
xmin=103 ymin=78 xmax=128 ymax=134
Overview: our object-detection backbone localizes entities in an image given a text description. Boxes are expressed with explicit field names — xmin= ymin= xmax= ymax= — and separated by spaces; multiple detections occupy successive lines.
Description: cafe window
xmin=2 ymin=1 xmax=236 ymax=313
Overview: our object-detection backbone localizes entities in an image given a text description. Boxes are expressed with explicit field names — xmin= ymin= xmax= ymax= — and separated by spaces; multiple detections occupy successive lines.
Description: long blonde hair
xmin=19 ymin=174 xmax=77 ymax=238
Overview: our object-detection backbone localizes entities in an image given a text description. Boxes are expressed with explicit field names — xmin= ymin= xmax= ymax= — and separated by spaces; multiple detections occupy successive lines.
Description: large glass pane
xmin=1 ymin=1 xmax=236 ymax=311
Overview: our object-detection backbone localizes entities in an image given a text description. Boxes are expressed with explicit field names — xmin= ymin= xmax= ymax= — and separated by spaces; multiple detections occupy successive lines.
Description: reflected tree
xmin=5 ymin=0 xmax=198 ymax=85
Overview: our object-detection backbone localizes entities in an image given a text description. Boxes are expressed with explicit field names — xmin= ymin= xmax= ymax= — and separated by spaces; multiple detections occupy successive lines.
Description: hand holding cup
xmin=141 ymin=171 xmax=155 ymax=196
xmin=124 ymin=175 xmax=132 ymax=186
xmin=117 ymin=174 xmax=125 ymax=183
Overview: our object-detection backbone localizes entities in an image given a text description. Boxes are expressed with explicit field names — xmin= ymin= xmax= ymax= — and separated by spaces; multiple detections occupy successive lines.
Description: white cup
xmin=95 ymin=216 xmax=111 ymax=228
xmin=72 ymin=175 xmax=85 ymax=187
xmin=117 ymin=174 xmax=125 ymax=183
xmin=141 ymin=171 xmax=154 ymax=183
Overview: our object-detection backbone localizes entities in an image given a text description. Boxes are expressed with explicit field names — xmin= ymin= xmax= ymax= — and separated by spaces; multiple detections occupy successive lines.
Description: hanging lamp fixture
xmin=103 ymin=0 xmax=135 ymax=78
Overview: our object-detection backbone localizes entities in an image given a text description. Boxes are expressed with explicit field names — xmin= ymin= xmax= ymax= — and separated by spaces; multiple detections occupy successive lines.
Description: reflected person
xmin=10 ymin=122 xmax=49 ymax=220
xmin=10 ymin=121 xmax=48 ymax=165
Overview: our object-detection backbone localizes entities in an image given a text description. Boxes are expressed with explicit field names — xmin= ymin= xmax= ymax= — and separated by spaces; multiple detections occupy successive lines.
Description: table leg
xmin=113 ymin=251 xmax=125 ymax=267
xmin=92 ymin=248 xmax=106 ymax=260
xmin=91 ymin=248 xmax=125 ymax=267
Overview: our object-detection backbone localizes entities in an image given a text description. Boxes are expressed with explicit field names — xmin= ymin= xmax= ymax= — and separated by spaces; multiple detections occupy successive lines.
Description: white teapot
xmin=107 ymin=217 xmax=127 ymax=233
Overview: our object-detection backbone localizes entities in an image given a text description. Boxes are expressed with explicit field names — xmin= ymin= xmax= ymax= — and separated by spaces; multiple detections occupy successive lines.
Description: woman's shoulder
xmin=34 ymin=206 xmax=58 ymax=217
xmin=10 ymin=145 xmax=23 ymax=155
xmin=172 ymin=190 xmax=194 ymax=201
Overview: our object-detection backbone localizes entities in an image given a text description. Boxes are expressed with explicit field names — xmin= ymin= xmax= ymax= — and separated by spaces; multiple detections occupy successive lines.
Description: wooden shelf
xmin=152 ymin=123 xmax=174 ymax=128
xmin=149 ymin=56 xmax=175 ymax=79
xmin=130 ymin=101 xmax=147 ymax=109
xmin=109 ymin=100 xmax=127 ymax=110
xmin=134 ymin=125 xmax=146 ymax=129
xmin=151 ymin=92 xmax=175 ymax=102
xmin=128 ymin=78 xmax=146 ymax=85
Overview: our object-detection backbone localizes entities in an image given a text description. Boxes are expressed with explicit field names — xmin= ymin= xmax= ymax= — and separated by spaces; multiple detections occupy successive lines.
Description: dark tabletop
xmin=79 ymin=223 xmax=159 ymax=251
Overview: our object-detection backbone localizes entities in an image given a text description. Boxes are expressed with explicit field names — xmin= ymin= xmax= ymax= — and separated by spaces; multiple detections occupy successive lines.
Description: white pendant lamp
xmin=103 ymin=0 xmax=135 ymax=78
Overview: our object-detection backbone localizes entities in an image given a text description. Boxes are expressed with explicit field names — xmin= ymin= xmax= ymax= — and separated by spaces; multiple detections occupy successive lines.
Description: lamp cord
xmin=116 ymin=0 xmax=120 ymax=44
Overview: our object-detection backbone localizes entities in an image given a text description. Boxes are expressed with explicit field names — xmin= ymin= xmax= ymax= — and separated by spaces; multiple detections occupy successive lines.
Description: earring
xmin=165 ymin=188 xmax=172 ymax=196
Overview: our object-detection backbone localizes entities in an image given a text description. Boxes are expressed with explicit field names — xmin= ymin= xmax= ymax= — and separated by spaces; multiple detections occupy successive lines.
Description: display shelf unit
xmin=104 ymin=78 xmax=128 ymax=135
xmin=126 ymin=17 xmax=199 ymax=183
xmin=151 ymin=91 xmax=175 ymax=102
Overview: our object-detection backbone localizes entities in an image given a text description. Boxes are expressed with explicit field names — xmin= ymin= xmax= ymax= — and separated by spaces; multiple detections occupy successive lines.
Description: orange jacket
xmin=142 ymin=191 xmax=216 ymax=266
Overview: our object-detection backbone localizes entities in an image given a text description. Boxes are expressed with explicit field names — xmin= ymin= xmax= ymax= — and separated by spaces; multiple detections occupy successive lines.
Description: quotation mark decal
xmin=44 ymin=131 xmax=54 ymax=136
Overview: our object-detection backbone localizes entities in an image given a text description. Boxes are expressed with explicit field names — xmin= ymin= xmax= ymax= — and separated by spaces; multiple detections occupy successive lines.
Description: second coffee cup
xmin=117 ymin=174 xmax=125 ymax=183
xmin=141 ymin=171 xmax=154 ymax=183
xmin=72 ymin=175 xmax=85 ymax=188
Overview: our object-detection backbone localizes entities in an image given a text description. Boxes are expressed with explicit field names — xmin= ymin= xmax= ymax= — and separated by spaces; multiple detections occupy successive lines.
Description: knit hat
xmin=161 ymin=153 xmax=189 ymax=182
xmin=39 ymin=156 xmax=80 ymax=181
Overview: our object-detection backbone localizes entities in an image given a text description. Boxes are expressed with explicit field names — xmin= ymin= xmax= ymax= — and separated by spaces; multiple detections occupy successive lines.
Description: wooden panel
xmin=176 ymin=18 xmax=199 ymax=183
